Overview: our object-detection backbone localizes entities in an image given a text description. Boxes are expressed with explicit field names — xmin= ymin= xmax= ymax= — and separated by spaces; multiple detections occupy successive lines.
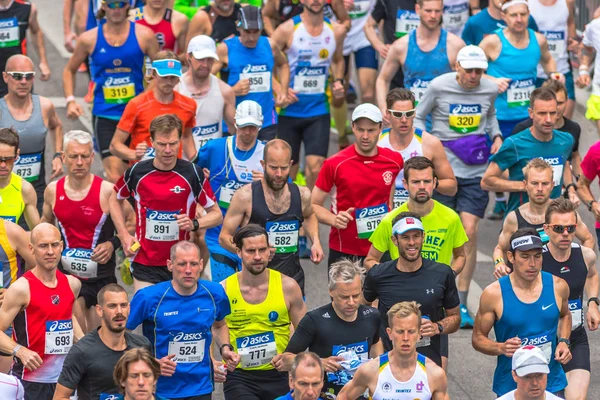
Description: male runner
xmin=541 ymin=198 xmax=599 ymax=400
xmin=0 ymin=0 xmax=50 ymax=97
xmin=378 ymin=88 xmax=456 ymax=209
xmin=0 ymin=127 xmax=39 ymax=229
xmin=337 ymin=301 xmax=449 ymax=399
xmin=363 ymin=213 xmax=461 ymax=367
xmin=110 ymin=51 xmax=197 ymax=163
xmin=111 ymin=114 xmax=221 ymax=291
xmin=214 ymin=6 xmax=290 ymax=141
xmin=493 ymin=159 xmax=594 ymax=278
xmin=272 ymin=0 xmax=346 ymax=188
xmin=282 ymin=259 xmax=382 ymax=399
xmin=276 ymin=352 xmax=325 ymax=400
xmin=132 ymin=0 xmax=189 ymax=53
xmin=472 ymin=228 xmax=571 ymax=397
xmin=196 ymin=100 xmax=265 ymax=282
xmin=112 ymin=348 xmax=164 ymax=400
xmin=63 ymin=0 xmax=158 ymax=183
xmin=0 ymin=223 xmax=83 ymax=400
xmin=54 ymin=284 xmax=150 ymax=400
xmin=414 ymin=44 xmax=501 ymax=327
xmin=41 ymin=130 xmax=120 ymax=334
xmin=1 ymin=55 xmax=63 ymax=213
xmin=219 ymin=139 xmax=323 ymax=294
xmin=127 ymin=240 xmax=237 ymax=400
xmin=177 ymin=35 xmax=236 ymax=150
xmin=498 ymin=346 xmax=564 ymax=400
xmin=187 ymin=0 xmax=242 ymax=43
xmin=223 ymin=224 xmax=306 ymax=400
xmin=312 ymin=104 xmax=403 ymax=267
xmin=375 ymin=0 xmax=465 ymax=117
xmin=365 ymin=157 xmax=467 ymax=274
xmin=577 ymin=139 xmax=600 ymax=245
xmin=482 ymin=88 xmax=576 ymax=215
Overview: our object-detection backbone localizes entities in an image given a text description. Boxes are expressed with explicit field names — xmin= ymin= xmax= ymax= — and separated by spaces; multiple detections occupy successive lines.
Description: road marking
xmin=47 ymin=96 xmax=93 ymax=133
xmin=476 ymin=251 xmax=492 ymax=263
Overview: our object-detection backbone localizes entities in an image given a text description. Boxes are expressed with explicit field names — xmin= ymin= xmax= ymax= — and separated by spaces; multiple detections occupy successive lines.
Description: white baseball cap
xmin=512 ymin=346 xmax=550 ymax=377
xmin=187 ymin=35 xmax=219 ymax=60
xmin=352 ymin=103 xmax=382 ymax=123
xmin=392 ymin=216 xmax=425 ymax=235
xmin=235 ymin=100 xmax=263 ymax=128
xmin=457 ymin=45 xmax=488 ymax=70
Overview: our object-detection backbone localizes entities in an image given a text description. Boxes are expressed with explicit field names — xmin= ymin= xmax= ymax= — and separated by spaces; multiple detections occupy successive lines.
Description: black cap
xmin=237 ymin=6 xmax=263 ymax=31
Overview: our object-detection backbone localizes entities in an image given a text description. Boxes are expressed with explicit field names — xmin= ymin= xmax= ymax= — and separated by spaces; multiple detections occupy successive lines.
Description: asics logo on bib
xmin=148 ymin=211 xmax=177 ymax=221
xmin=297 ymin=67 xmax=326 ymax=76
xmin=173 ymin=332 xmax=204 ymax=342
xmin=521 ymin=335 xmax=548 ymax=346
xmin=65 ymin=249 xmax=93 ymax=258
xmin=225 ymin=181 xmax=245 ymax=190
xmin=240 ymin=334 xmax=271 ymax=348
xmin=102 ymin=396 xmax=119 ymax=400
xmin=243 ymin=64 xmax=268 ymax=73
xmin=0 ymin=20 xmax=16 ymax=28
xmin=510 ymin=78 xmax=534 ymax=89
xmin=398 ymin=10 xmax=418 ymax=19
xmin=49 ymin=320 xmax=73 ymax=332
xmin=193 ymin=124 xmax=219 ymax=136
xmin=104 ymin=76 xmax=132 ymax=86
xmin=268 ymin=222 xmax=298 ymax=232
xmin=334 ymin=343 xmax=366 ymax=355
xmin=544 ymin=31 xmax=564 ymax=40
xmin=358 ymin=205 xmax=387 ymax=218
xmin=540 ymin=156 xmax=561 ymax=165
xmin=451 ymin=104 xmax=481 ymax=114
xmin=411 ymin=79 xmax=429 ymax=89
xmin=16 ymin=155 xmax=40 ymax=164
xmin=568 ymin=300 xmax=580 ymax=310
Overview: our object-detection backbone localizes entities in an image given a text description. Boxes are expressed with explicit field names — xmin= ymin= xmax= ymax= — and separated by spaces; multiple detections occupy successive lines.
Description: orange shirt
xmin=117 ymin=90 xmax=197 ymax=161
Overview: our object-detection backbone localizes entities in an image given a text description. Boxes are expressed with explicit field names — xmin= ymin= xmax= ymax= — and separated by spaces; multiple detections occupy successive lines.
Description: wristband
xmin=494 ymin=257 xmax=505 ymax=266
xmin=588 ymin=297 xmax=600 ymax=307
xmin=65 ymin=95 xmax=76 ymax=104
xmin=579 ymin=69 xmax=590 ymax=76
xmin=558 ymin=338 xmax=570 ymax=348
xmin=587 ymin=200 xmax=597 ymax=212
xmin=333 ymin=78 xmax=345 ymax=86
xmin=219 ymin=343 xmax=234 ymax=356
xmin=53 ymin=152 xmax=63 ymax=160
xmin=12 ymin=344 xmax=21 ymax=356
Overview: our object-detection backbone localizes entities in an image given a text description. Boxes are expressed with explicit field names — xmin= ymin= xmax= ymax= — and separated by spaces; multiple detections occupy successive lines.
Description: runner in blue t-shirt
xmin=126 ymin=241 xmax=239 ymax=399
xmin=196 ymin=100 xmax=266 ymax=283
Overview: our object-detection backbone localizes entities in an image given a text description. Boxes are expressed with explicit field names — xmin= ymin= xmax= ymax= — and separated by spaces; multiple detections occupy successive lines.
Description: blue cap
xmin=152 ymin=59 xmax=182 ymax=77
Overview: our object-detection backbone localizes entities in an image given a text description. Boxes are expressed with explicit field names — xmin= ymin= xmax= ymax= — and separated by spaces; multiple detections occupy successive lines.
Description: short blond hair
xmin=523 ymin=158 xmax=553 ymax=181
xmin=387 ymin=301 xmax=422 ymax=328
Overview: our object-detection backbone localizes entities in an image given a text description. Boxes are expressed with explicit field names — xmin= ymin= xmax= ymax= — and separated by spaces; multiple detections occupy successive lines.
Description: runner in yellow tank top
xmin=222 ymin=224 xmax=306 ymax=400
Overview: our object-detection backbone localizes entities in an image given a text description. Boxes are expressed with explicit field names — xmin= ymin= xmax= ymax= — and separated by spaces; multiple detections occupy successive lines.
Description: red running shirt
xmin=135 ymin=7 xmax=177 ymax=51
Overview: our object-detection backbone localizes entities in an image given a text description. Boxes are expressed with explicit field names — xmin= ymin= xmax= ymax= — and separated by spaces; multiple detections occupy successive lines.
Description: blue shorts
xmin=498 ymin=119 xmax=526 ymax=139
xmin=210 ymin=253 xmax=240 ymax=283
xmin=433 ymin=177 xmax=490 ymax=219
xmin=536 ymin=71 xmax=575 ymax=100
xmin=344 ymin=45 xmax=378 ymax=76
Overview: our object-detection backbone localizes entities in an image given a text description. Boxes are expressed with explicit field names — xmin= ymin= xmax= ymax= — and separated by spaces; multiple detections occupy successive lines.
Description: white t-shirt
xmin=583 ymin=18 xmax=600 ymax=96
xmin=497 ymin=389 xmax=562 ymax=399
xmin=0 ymin=373 xmax=24 ymax=400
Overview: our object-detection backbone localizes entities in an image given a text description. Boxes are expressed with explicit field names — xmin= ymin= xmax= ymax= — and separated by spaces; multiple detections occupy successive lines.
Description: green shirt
xmin=369 ymin=200 xmax=468 ymax=265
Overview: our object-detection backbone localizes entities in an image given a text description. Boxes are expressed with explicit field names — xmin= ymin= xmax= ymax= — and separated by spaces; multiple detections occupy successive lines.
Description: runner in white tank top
xmin=0 ymin=372 xmax=24 ymax=399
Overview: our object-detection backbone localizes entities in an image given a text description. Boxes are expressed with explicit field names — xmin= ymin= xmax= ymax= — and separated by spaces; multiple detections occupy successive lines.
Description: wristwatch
xmin=588 ymin=297 xmax=600 ymax=307
xmin=53 ymin=152 xmax=63 ymax=160
xmin=191 ymin=219 xmax=200 ymax=232
xmin=219 ymin=343 xmax=234 ymax=356
xmin=436 ymin=322 xmax=444 ymax=335
xmin=587 ymin=200 xmax=597 ymax=212
xmin=558 ymin=338 xmax=571 ymax=348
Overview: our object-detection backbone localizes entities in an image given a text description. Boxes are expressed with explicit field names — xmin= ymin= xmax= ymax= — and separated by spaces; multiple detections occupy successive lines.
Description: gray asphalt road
xmin=31 ymin=3 xmax=599 ymax=398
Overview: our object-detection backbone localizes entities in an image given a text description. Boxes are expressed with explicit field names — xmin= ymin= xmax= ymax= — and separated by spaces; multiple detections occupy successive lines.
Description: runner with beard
xmin=219 ymin=139 xmax=324 ymax=295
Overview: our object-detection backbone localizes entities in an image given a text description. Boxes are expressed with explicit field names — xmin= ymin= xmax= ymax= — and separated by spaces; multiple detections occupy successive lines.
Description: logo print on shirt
xmin=170 ymin=186 xmax=185 ymax=194
xmin=322 ymin=312 xmax=330 ymax=318
xmin=560 ymin=266 xmax=570 ymax=274
xmin=426 ymin=289 xmax=434 ymax=294
xmin=382 ymin=382 xmax=392 ymax=392
xmin=542 ymin=304 xmax=552 ymax=311
xmin=382 ymin=171 xmax=393 ymax=185
xmin=51 ymin=294 xmax=60 ymax=305
xmin=59 ymin=196 xmax=64 ymax=201
xmin=80 ymin=206 xmax=95 ymax=216
xmin=416 ymin=381 xmax=425 ymax=392
xmin=268 ymin=311 xmax=279 ymax=322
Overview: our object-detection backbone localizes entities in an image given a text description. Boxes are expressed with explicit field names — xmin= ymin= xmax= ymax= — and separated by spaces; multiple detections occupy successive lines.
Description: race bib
xmin=240 ymin=71 xmax=272 ymax=93
xmin=141 ymin=147 xmax=155 ymax=161
xmin=521 ymin=332 xmax=552 ymax=363
xmin=395 ymin=9 xmax=420 ymax=38
xmin=409 ymin=79 xmax=430 ymax=105
xmin=61 ymin=248 xmax=98 ymax=279
xmin=416 ymin=335 xmax=431 ymax=348
xmin=540 ymin=156 xmax=564 ymax=187
xmin=236 ymin=332 xmax=278 ymax=368
xmin=448 ymin=104 xmax=482 ymax=133
xmin=568 ymin=299 xmax=582 ymax=330
xmin=193 ymin=123 xmax=220 ymax=149
xmin=102 ymin=76 xmax=135 ymax=104
xmin=443 ymin=2 xmax=469 ymax=32
xmin=0 ymin=216 xmax=16 ymax=223
xmin=356 ymin=204 xmax=388 ymax=239
xmin=294 ymin=67 xmax=326 ymax=94
xmin=327 ymin=341 xmax=369 ymax=386
xmin=168 ymin=332 xmax=206 ymax=363
xmin=218 ymin=180 xmax=245 ymax=209
xmin=0 ymin=18 xmax=20 ymax=48
xmin=393 ymin=188 xmax=409 ymax=209
xmin=266 ymin=220 xmax=300 ymax=253
xmin=348 ymin=0 xmax=371 ymax=19
xmin=507 ymin=78 xmax=535 ymax=107
xmin=14 ymin=153 xmax=42 ymax=182
xmin=45 ymin=320 xmax=73 ymax=355
xmin=145 ymin=210 xmax=179 ymax=241
xmin=99 ymin=394 xmax=121 ymax=400
xmin=543 ymin=31 xmax=566 ymax=60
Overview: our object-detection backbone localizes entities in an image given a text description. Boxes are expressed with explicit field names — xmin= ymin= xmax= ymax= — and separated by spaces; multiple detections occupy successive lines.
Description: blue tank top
xmin=225 ymin=36 xmax=277 ymax=128
xmin=493 ymin=272 xmax=567 ymax=396
xmin=90 ymin=21 xmax=145 ymax=119
xmin=403 ymin=29 xmax=452 ymax=104
xmin=487 ymin=28 xmax=540 ymax=122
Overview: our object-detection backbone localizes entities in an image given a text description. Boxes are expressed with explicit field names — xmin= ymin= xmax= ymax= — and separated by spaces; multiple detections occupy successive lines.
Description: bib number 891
xmin=154 ymin=225 xmax=170 ymax=234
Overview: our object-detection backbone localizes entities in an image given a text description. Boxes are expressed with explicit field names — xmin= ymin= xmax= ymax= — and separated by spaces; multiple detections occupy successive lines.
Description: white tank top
xmin=442 ymin=0 xmax=470 ymax=36
xmin=343 ymin=0 xmax=376 ymax=54
xmin=529 ymin=0 xmax=570 ymax=76
xmin=378 ymin=129 xmax=424 ymax=208
xmin=177 ymin=73 xmax=225 ymax=150
xmin=372 ymin=353 xmax=432 ymax=400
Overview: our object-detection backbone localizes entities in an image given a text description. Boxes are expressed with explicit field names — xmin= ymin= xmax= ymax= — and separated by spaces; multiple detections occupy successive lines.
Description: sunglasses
xmin=6 ymin=71 xmax=35 ymax=81
xmin=549 ymin=224 xmax=576 ymax=234
xmin=106 ymin=1 xmax=127 ymax=9
xmin=0 ymin=156 xmax=16 ymax=163
xmin=388 ymin=109 xmax=416 ymax=119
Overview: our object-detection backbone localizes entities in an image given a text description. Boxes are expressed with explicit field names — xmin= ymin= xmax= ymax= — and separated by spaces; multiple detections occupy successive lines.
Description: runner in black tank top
xmin=0 ymin=0 xmax=30 ymax=97
xmin=249 ymin=180 xmax=305 ymax=293
xmin=514 ymin=208 xmax=549 ymax=244
xmin=203 ymin=2 xmax=241 ymax=43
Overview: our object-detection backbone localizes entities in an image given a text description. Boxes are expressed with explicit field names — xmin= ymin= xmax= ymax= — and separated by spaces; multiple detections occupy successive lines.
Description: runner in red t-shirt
xmin=111 ymin=114 xmax=222 ymax=293
xmin=110 ymin=50 xmax=197 ymax=164
xmin=312 ymin=103 xmax=403 ymax=268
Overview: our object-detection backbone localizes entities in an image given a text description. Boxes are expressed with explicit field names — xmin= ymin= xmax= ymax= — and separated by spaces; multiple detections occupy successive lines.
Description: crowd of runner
xmin=0 ymin=0 xmax=597 ymax=398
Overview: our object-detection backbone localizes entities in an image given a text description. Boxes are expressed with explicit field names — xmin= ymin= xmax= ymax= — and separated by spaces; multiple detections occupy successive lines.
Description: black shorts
xmin=22 ymin=380 xmax=56 ymax=400
xmin=79 ymin=275 xmax=118 ymax=309
xmin=92 ymin=115 xmax=120 ymax=159
xmin=440 ymin=334 xmax=448 ymax=358
xmin=563 ymin=326 xmax=590 ymax=373
xmin=434 ymin=177 xmax=490 ymax=219
xmin=223 ymin=368 xmax=289 ymax=400
xmin=277 ymin=115 xmax=330 ymax=165
xmin=327 ymin=248 xmax=366 ymax=272
xmin=131 ymin=263 xmax=172 ymax=284
xmin=258 ymin=124 xmax=277 ymax=142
